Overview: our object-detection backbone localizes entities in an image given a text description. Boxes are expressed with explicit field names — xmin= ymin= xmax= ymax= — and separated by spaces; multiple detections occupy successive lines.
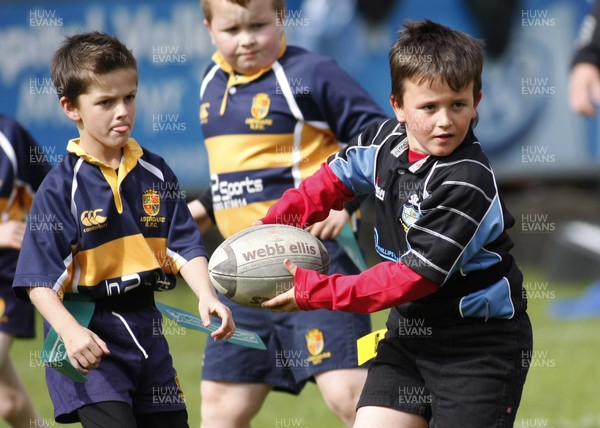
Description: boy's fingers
xmin=200 ymin=310 xmax=211 ymax=327
xmin=92 ymin=333 xmax=110 ymax=355
xmin=283 ymin=258 xmax=297 ymax=276
xmin=261 ymin=292 xmax=288 ymax=309
xmin=207 ymin=306 xmax=235 ymax=340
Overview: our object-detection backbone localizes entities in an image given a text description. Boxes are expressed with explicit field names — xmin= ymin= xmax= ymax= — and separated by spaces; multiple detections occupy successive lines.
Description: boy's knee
xmin=321 ymin=387 xmax=360 ymax=425
xmin=316 ymin=369 xmax=367 ymax=426
xmin=200 ymin=381 xmax=265 ymax=427
xmin=0 ymin=389 xmax=25 ymax=422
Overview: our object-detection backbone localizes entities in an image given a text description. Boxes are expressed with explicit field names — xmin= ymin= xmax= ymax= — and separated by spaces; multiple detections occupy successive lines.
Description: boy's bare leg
xmin=0 ymin=332 xmax=47 ymax=428
xmin=315 ymin=368 xmax=367 ymax=427
xmin=200 ymin=380 xmax=271 ymax=428
xmin=353 ymin=406 xmax=428 ymax=428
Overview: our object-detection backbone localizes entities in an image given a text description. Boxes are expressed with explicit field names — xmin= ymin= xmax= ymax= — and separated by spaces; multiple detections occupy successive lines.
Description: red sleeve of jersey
xmin=294 ymin=261 xmax=439 ymax=313
xmin=261 ymin=163 xmax=355 ymax=227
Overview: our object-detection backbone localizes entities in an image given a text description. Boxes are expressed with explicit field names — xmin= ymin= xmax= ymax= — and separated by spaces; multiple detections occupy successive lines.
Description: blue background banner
xmin=0 ymin=0 xmax=595 ymax=195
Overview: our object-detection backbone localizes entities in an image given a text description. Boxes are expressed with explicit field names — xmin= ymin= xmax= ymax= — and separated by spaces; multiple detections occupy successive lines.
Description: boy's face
xmin=205 ymin=0 xmax=283 ymax=75
xmin=391 ymin=77 xmax=482 ymax=157
xmin=61 ymin=68 xmax=137 ymax=166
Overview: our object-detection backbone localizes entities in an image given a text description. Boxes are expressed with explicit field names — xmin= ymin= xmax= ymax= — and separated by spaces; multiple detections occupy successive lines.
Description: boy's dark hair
xmin=389 ymin=20 xmax=484 ymax=105
xmin=201 ymin=0 xmax=286 ymax=22
xmin=51 ymin=31 xmax=137 ymax=104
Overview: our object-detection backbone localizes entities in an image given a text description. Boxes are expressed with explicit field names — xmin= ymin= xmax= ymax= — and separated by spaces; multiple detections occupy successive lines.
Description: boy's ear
xmin=390 ymin=94 xmax=406 ymax=123
xmin=204 ymin=19 xmax=216 ymax=45
xmin=474 ymin=91 xmax=483 ymax=109
xmin=472 ymin=91 xmax=483 ymax=119
xmin=60 ymin=96 xmax=80 ymax=122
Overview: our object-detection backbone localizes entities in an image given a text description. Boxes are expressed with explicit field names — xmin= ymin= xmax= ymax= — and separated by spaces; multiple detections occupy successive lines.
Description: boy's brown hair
xmin=51 ymin=31 xmax=137 ymax=104
xmin=390 ymin=20 xmax=484 ymax=105
xmin=201 ymin=0 xmax=286 ymax=22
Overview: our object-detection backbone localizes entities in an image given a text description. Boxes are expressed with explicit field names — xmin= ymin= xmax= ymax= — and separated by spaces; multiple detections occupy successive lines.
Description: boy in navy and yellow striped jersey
xmin=262 ymin=20 xmax=533 ymax=427
xmin=187 ymin=0 xmax=387 ymax=426
xmin=13 ymin=32 xmax=235 ymax=427
xmin=0 ymin=115 xmax=49 ymax=427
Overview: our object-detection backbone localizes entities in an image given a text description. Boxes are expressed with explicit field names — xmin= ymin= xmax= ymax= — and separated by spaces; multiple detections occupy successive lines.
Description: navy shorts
xmin=46 ymin=302 xmax=186 ymax=424
xmin=0 ymin=279 xmax=35 ymax=338
xmin=357 ymin=311 xmax=533 ymax=428
xmin=202 ymin=240 xmax=372 ymax=394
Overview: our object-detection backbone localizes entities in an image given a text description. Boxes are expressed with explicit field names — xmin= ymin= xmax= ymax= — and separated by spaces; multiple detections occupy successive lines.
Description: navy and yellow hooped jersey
xmin=199 ymin=44 xmax=386 ymax=238
xmin=0 ymin=116 xmax=50 ymax=283
xmin=13 ymin=138 xmax=207 ymax=301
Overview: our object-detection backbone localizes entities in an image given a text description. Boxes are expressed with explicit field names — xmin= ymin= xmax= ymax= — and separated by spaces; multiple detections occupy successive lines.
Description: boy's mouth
xmin=434 ymin=133 xmax=453 ymax=141
xmin=239 ymin=50 xmax=258 ymax=59
xmin=112 ymin=125 xmax=130 ymax=133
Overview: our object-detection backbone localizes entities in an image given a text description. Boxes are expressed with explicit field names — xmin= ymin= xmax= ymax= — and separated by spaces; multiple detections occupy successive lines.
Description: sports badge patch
xmin=400 ymin=194 xmax=422 ymax=232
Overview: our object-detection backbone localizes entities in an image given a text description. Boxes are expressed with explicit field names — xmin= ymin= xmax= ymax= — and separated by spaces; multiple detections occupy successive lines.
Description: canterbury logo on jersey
xmin=245 ymin=93 xmax=273 ymax=130
xmin=81 ymin=209 xmax=108 ymax=232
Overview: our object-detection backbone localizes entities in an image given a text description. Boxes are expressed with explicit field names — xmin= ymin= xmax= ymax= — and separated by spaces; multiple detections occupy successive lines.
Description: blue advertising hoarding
xmin=0 ymin=0 xmax=596 ymax=196
xmin=1 ymin=1 xmax=212 ymax=194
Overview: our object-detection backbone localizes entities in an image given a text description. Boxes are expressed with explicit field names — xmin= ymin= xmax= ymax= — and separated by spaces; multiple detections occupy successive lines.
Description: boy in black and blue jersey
xmin=262 ymin=20 xmax=533 ymax=428
xmin=12 ymin=32 xmax=235 ymax=427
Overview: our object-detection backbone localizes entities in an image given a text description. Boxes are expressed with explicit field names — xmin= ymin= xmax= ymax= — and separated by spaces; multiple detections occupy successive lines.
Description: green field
xmin=9 ymin=266 xmax=600 ymax=428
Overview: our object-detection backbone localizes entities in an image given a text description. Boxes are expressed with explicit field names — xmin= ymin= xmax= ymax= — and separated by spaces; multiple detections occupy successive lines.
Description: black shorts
xmin=357 ymin=312 xmax=533 ymax=428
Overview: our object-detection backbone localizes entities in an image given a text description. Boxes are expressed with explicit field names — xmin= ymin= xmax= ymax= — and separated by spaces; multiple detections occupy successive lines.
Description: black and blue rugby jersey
xmin=199 ymin=43 xmax=386 ymax=238
xmin=0 ymin=116 xmax=50 ymax=283
xmin=327 ymin=119 xmax=527 ymax=318
xmin=13 ymin=139 xmax=207 ymax=301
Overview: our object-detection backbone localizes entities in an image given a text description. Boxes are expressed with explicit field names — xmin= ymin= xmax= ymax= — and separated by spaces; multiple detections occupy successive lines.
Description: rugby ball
xmin=208 ymin=224 xmax=329 ymax=308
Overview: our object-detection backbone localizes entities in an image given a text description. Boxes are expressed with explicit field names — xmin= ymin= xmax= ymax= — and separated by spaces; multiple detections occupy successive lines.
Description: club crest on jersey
xmin=305 ymin=328 xmax=332 ymax=365
xmin=140 ymin=189 xmax=166 ymax=228
xmin=245 ymin=93 xmax=273 ymax=130
xmin=400 ymin=194 xmax=422 ymax=232
xmin=142 ymin=189 xmax=160 ymax=216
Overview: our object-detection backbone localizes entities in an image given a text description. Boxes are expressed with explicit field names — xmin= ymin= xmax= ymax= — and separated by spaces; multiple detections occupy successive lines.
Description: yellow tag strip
xmin=356 ymin=328 xmax=387 ymax=365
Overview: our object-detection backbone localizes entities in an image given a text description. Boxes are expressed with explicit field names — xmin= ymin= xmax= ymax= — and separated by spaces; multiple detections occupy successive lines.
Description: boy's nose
xmin=240 ymin=31 xmax=257 ymax=47
xmin=437 ymin=109 xmax=452 ymax=127
xmin=115 ymin=102 xmax=128 ymax=118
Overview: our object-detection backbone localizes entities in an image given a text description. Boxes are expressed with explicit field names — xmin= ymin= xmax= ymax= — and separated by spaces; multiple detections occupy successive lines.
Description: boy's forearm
xmin=187 ymin=199 xmax=213 ymax=234
xmin=179 ymin=256 xmax=216 ymax=300
xmin=28 ymin=287 xmax=81 ymax=336
xmin=294 ymin=262 xmax=439 ymax=313
xmin=262 ymin=163 xmax=354 ymax=227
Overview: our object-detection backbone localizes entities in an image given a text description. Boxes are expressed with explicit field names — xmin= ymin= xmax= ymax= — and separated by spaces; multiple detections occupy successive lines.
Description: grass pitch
xmin=9 ymin=266 xmax=600 ymax=428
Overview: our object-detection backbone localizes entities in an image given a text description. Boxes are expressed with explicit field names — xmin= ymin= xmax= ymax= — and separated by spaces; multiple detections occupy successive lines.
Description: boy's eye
xmin=251 ymin=23 xmax=266 ymax=30
xmin=125 ymin=94 xmax=136 ymax=102
xmin=453 ymin=102 xmax=466 ymax=108
xmin=98 ymin=99 xmax=112 ymax=106
xmin=422 ymin=104 xmax=435 ymax=111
